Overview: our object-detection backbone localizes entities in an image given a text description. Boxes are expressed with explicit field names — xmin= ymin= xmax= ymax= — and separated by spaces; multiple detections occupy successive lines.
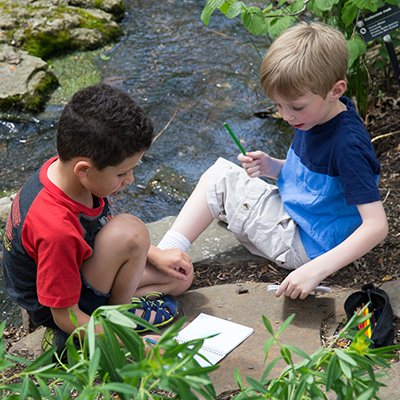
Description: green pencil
xmin=224 ymin=122 xmax=246 ymax=155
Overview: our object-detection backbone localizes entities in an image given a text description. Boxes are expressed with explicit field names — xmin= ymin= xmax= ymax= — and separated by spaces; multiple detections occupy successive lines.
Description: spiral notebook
xmin=175 ymin=313 xmax=254 ymax=367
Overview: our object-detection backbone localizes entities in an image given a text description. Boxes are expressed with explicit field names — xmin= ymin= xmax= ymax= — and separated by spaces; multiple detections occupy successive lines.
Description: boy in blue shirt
xmin=157 ymin=22 xmax=388 ymax=300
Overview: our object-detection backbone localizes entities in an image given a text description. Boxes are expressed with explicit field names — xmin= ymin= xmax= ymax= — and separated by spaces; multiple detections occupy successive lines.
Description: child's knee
xmin=170 ymin=265 xmax=194 ymax=296
xmin=104 ymin=214 xmax=150 ymax=253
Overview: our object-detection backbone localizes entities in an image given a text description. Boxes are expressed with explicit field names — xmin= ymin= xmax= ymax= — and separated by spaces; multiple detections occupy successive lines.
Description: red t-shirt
xmin=3 ymin=157 xmax=112 ymax=325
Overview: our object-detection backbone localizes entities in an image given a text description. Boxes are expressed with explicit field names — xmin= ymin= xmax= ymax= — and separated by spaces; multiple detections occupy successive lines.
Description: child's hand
xmin=143 ymin=334 xmax=164 ymax=356
xmin=275 ymin=261 xmax=324 ymax=299
xmin=238 ymin=151 xmax=274 ymax=178
xmin=156 ymin=248 xmax=193 ymax=282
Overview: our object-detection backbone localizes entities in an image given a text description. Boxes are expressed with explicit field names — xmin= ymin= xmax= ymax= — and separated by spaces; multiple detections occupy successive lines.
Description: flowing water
xmin=0 ymin=0 xmax=295 ymax=326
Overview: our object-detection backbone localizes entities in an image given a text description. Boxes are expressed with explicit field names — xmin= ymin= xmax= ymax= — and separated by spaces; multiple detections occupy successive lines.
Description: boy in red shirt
xmin=3 ymin=83 xmax=193 ymax=350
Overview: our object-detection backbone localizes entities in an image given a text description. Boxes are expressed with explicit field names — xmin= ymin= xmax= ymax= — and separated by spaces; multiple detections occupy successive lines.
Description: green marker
xmin=224 ymin=122 xmax=246 ymax=155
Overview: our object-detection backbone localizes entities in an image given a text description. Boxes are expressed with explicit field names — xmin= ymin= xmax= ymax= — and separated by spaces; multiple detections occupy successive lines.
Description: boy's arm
xmin=238 ymin=151 xmax=285 ymax=180
xmin=275 ymin=200 xmax=388 ymax=299
xmin=51 ymin=304 xmax=161 ymax=347
xmin=147 ymin=244 xmax=193 ymax=281
xmin=51 ymin=304 xmax=96 ymax=336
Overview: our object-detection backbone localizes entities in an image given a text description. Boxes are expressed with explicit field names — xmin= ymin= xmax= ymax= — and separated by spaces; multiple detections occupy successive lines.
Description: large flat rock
xmin=177 ymin=283 xmax=349 ymax=395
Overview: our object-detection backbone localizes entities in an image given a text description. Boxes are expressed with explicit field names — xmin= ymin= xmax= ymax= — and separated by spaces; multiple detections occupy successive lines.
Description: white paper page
xmin=175 ymin=313 xmax=254 ymax=366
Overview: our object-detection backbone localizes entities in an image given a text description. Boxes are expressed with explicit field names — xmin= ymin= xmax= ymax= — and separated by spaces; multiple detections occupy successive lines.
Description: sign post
xmin=355 ymin=5 xmax=400 ymax=88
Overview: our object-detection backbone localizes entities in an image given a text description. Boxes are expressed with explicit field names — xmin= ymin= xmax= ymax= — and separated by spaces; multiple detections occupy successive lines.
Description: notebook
xmin=175 ymin=313 xmax=254 ymax=367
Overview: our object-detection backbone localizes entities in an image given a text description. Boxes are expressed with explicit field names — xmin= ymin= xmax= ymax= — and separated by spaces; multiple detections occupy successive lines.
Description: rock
xmin=8 ymin=327 xmax=46 ymax=359
xmin=0 ymin=0 xmax=124 ymax=111
xmin=0 ymin=45 xmax=58 ymax=112
xmin=147 ymin=216 xmax=267 ymax=266
xmin=381 ymin=280 xmax=400 ymax=319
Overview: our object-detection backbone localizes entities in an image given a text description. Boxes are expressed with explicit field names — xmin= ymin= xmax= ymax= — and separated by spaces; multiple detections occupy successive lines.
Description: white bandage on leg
xmin=157 ymin=230 xmax=191 ymax=252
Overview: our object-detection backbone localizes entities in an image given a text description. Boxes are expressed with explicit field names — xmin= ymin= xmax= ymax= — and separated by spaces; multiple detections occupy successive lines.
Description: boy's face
xmin=272 ymin=91 xmax=339 ymax=131
xmin=84 ymin=152 xmax=144 ymax=198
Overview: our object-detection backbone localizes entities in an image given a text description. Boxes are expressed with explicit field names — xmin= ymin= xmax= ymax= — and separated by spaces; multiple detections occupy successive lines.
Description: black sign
xmin=355 ymin=5 xmax=400 ymax=42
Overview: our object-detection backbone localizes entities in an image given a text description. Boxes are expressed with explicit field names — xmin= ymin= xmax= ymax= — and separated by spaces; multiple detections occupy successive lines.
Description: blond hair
xmin=260 ymin=22 xmax=348 ymax=100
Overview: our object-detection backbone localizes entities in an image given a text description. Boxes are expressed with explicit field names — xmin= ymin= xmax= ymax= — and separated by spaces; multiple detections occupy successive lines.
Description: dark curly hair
xmin=56 ymin=83 xmax=154 ymax=170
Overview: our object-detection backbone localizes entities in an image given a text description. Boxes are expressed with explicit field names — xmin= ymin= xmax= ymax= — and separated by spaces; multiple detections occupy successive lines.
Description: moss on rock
xmin=0 ymin=1 xmax=122 ymax=59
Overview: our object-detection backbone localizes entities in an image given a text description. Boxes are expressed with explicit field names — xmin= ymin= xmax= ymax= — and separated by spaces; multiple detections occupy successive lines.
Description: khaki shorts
xmin=207 ymin=158 xmax=310 ymax=270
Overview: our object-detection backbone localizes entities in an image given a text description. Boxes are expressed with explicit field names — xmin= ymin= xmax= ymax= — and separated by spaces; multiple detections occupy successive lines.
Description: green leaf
xmin=262 ymin=315 xmax=275 ymax=335
xmin=0 ymin=359 xmax=15 ymax=370
xmin=27 ymin=378 xmax=41 ymax=400
xmin=103 ymin=309 xmax=139 ymax=329
xmin=201 ymin=3 xmax=215 ymax=26
xmin=88 ymin=314 xmax=96 ymax=359
xmin=109 ymin=323 xmax=143 ymax=362
xmin=280 ymin=347 xmax=292 ymax=364
xmin=268 ymin=15 xmax=297 ymax=38
xmin=170 ymin=377 xmax=198 ymax=400
xmin=225 ymin=1 xmax=245 ymax=19
xmin=241 ymin=7 xmax=266 ymax=36
xmin=293 ymin=378 xmax=307 ymax=400
xmin=338 ymin=358 xmax=352 ymax=379
xmin=341 ymin=1 xmax=359 ymax=26
xmin=326 ymin=356 xmax=340 ymax=391
xmin=69 ymin=308 xmax=78 ymax=327
xmin=88 ymin=347 xmax=100 ymax=382
xmin=315 ymin=0 xmax=339 ymax=11
xmin=355 ymin=386 xmax=376 ymax=400
xmin=347 ymin=36 xmax=367 ymax=68
xmin=102 ymin=382 xmax=141 ymax=395
xmin=23 ymin=348 xmax=57 ymax=373
xmin=234 ymin=368 xmax=243 ymax=390
xmin=335 ymin=349 xmax=358 ymax=366
xmin=261 ymin=356 xmax=282 ymax=380
xmin=100 ymin=54 xmax=110 ymax=60
xmin=219 ymin=2 xmax=230 ymax=15
xmin=208 ymin=0 xmax=225 ymax=7
xmin=263 ymin=337 xmax=275 ymax=361
xmin=245 ymin=377 xmax=269 ymax=394
xmin=95 ymin=336 xmax=121 ymax=382
xmin=282 ymin=344 xmax=311 ymax=360
xmin=19 ymin=375 xmax=30 ymax=400
xmin=354 ymin=0 xmax=379 ymax=12
xmin=276 ymin=314 xmax=296 ymax=338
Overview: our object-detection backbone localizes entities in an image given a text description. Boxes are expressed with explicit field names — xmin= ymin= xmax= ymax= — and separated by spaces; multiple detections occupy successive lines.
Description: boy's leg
xmin=80 ymin=213 xmax=185 ymax=325
xmin=80 ymin=213 xmax=149 ymax=305
xmin=159 ymin=158 xmax=307 ymax=269
xmin=157 ymin=167 xmax=214 ymax=250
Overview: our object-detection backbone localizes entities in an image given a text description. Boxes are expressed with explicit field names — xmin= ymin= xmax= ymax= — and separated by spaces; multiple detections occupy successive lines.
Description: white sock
xmin=157 ymin=230 xmax=191 ymax=252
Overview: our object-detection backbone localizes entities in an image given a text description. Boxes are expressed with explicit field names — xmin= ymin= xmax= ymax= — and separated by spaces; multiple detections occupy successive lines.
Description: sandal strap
xmin=130 ymin=295 xmax=180 ymax=332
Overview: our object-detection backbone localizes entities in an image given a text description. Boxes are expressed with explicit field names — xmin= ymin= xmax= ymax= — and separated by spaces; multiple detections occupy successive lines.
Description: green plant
xmin=0 ymin=305 xmax=398 ymax=399
xmin=0 ymin=306 xmax=218 ymax=399
xmin=231 ymin=309 xmax=400 ymax=399
xmin=201 ymin=0 xmax=399 ymax=118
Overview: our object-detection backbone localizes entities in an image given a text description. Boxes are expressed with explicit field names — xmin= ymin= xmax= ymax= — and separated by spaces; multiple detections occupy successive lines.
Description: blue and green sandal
xmin=130 ymin=293 xmax=181 ymax=333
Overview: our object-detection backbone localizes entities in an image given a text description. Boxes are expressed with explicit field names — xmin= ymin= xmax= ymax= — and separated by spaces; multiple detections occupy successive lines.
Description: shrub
xmin=0 ymin=305 xmax=398 ymax=399
xmin=200 ymin=0 xmax=400 ymax=118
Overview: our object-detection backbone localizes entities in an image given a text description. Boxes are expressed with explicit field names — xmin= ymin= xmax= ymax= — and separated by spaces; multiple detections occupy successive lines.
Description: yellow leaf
xmin=382 ymin=275 xmax=392 ymax=281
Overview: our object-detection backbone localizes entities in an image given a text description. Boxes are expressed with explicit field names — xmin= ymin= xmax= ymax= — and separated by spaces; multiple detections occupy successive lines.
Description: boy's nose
xmin=125 ymin=170 xmax=134 ymax=185
xmin=282 ymin=110 xmax=296 ymax=123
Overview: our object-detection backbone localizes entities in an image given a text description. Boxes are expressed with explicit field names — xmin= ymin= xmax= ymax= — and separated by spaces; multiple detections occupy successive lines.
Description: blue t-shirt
xmin=277 ymin=97 xmax=381 ymax=259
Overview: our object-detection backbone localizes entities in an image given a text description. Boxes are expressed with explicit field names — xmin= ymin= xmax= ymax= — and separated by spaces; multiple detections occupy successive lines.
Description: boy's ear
xmin=74 ymin=160 xmax=91 ymax=178
xmin=330 ymin=80 xmax=347 ymax=101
